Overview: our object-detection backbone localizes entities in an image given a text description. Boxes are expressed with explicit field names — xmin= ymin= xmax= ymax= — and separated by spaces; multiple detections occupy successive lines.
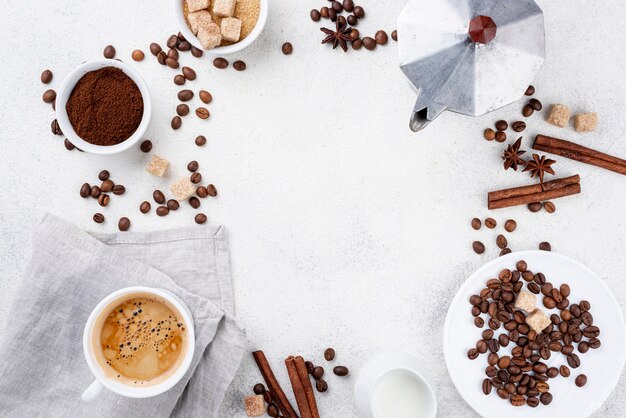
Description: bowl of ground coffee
xmin=56 ymin=59 xmax=151 ymax=154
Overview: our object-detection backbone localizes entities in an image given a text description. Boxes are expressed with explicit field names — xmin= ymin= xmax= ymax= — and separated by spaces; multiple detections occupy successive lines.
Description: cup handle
xmin=81 ymin=379 xmax=103 ymax=402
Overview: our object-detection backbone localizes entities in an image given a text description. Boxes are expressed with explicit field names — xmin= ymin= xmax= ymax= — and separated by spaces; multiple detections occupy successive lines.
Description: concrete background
xmin=0 ymin=0 xmax=625 ymax=416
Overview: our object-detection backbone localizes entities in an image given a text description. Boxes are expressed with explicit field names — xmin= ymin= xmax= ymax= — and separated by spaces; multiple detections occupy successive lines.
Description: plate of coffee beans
xmin=443 ymin=250 xmax=625 ymax=417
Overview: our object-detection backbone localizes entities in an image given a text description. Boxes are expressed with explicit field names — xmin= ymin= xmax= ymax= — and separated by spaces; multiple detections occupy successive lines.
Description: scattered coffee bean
xmin=131 ymin=49 xmax=145 ymax=61
xmin=353 ymin=5 xmax=365 ymax=18
xmin=80 ymin=183 xmax=91 ymax=198
xmin=484 ymin=128 xmax=496 ymax=141
xmin=333 ymin=366 xmax=349 ymax=376
xmin=153 ymin=190 xmax=165 ymax=204
xmin=118 ymin=217 xmax=131 ymax=231
xmin=167 ymin=34 xmax=178 ymax=48
xmin=267 ymin=404 xmax=279 ymax=417
xmin=496 ymin=234 xmax=508 ymax=249
xmin=196 ymin=107 xmax=210 ymax=119
xmin=189 ymin=196 xmax=201 ymax=209
xmin=51 ymin=119 xmax=62 ymax=135
xmin=511 ymin=121 xmax=526 ymax=132
xmin=103 ymin=45 xmax=116 ymax=59
xmin=525 ymin=85 xmax=535 ymax=96
xmin=166 ymin=58 xmax=179 ymax=69
xmin=182 ymin=66 xmax=196 ymax=80
xmin=471 ymin=217 xmax=481 ymax=230
xmin=363 ymin=37 xmax=376 ymax=50
xmin=473 ymin=241 xmax=485 ymax=254
xmin=351 ymin=39 xmax=363 ymax=50
xmin=504 ymin=219 xmax=517 ymax=232
xmin=174 ymin=74 xmax=186 ymax=86
xmin=474 ymin=317 xmax=484 ymax=328
xmin=93 ymin=213 xmax=105 ymax=224
xmin=320 ymin=6 xmax=329 ymax=18
xmin=140 ymin=139 xmax=152 ymax=153
xmin=213 ymin=57 xmax=229 ymax=69
xmin=190 ymin=172 xmax=202 ymax=184
xmin=112 ymin=185 xmax=125 ymax=195
xmin=177 ymin=104 xmax=190 ymax=116
xmin=64 ymin=139 xmax=75 ymax=151
xmin=347 ymin=14 xmax=358 ymax=26
xmin=282 ymin=42 xmax=293 ymax=55
xmin=207 ymin=184 xmax=218 ymax=197
xmin=495 ymin=131 xmax=507 ymax=142
xmin=140 ymin=201 xmax=151 ymax=214
xmin=178 ymin=90 xmax=194 ymax=101
xmin=101 ymin=179 xmax=114 ymax=192
xmin=342 ymin=0 xmax=354 ymax=12
xmin=522 ymin=104 xmax=534 ymax=117
xmin=195 ymin=135 xmax=207 ymax=146
xmin=349 ymin=29 xmax=360 ymax=41
xmin=195 ymin=213 xmax=207 ymax=224
xmin=543 ymin=201 xmax=556 ymax=213
xmin=391 ymin=30 xmax=398 ymax=41
xmin=41 ymin=69 xmax=53 ymax=84
xmin=42 ymin=89 xmax=56 ymax=103
xmin=199 ymin=90 xmax=213 ymax=104
xmin=375 ymin=30 xmax=388 ymax=45
xmin=539 ymin=242 xmax=551 ymax=251
xmin=233 ymin=60 xmax=247 ymax=71
xmin=171 ymin=116 xmax=182 ymax=130
xmin=575 ymin=374 xmax=587 ymax=387
xmin=156 ymin=206 xmax=170 ymax=217
xmin=485 ymin=218 xmax=497 ymax=229
xmin=98 ymin=170 xmax=110 ymax=181
xmin=197 ymin=186 xmax=208 ymax=198
xmin=559 ymin=365 xmax=570 ymax=377
xmin=157 ymin=51 xmax=167 ymax=65
xmin=495 ymin=120 xmax=508 ymax=131
xmin=528 ymin=202 xmax=542 ymax=212
xmin=316 ymin=379 xmax=328 ymax=393
xmin=150 ymin=43 xmax=162 ymax=56
xmin=310 ymin=9 xmax=321 ymax=21
xmin=191 ymin=46 xmax=204 ymax=57
xmin=98 ymin=194 xmax=110 ymax=207
xmin=187 ymin=161 xmax=199 ymax=172
xmin=312 ymin=366 xmax=324 ymax=379
xmin=540 ymin=392 xmax=552 ymax=405
xmin=324 ymin=348 xmax=335 ymax=361
xmin=90 ymin=185 xmax=101 ymax=198
xmin=253 ymin=383 xmax=265 ymax=395
xmin=499 ymin=248 xmax=512 ymax=257
xmin=529 ymin=98 xmax=542 ymax=111
xmin=167 ymin=199 xmax=180 ymax=211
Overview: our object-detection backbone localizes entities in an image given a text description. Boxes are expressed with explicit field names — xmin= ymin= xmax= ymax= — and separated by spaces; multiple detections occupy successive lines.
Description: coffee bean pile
xmin=79 ymin=170 xmax=127 ymax=228
xmin=467 ymin=261 xmax=600 ymax=407
xmin=310 ymin=0 xmax=396 ymax=52
xmin=471 ymin=217 xmax=553 ymax=255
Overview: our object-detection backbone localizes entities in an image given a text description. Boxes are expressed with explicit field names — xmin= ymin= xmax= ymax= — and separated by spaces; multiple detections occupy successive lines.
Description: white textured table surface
xmin=1 ymin=1 xmax=625 ymax=417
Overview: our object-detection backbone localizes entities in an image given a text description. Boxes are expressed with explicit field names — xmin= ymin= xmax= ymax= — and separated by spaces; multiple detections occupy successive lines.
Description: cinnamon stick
xmin=252 ymin=351 xmax=298 ymax=418
xmin=487 ymin=175 xmax=580 ymax=202
xmin=285 ymin=356 xmax=312 ymax=418
xmin=534 ymin=134 xmax=626 ymax=176
xmin=294 ymin=356 xmax=320 ymax=418
xmin=488 ymin=183 xmax=581 ymax=209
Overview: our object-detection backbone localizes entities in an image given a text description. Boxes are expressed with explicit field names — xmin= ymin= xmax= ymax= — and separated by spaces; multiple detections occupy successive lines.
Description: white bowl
xmin=56 ymin=59 xmax=152 ymax=155
xmin=174 ymin=0 xmax=268 ymax=55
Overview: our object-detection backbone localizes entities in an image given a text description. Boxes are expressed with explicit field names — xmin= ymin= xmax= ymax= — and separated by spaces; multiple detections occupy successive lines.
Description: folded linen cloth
xmin=0 ymin=214 xmax=246 ymax=417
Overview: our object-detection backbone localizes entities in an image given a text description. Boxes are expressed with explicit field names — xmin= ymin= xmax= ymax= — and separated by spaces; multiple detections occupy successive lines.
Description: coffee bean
xmin=196 ymin=107 xmax=210 ymax=119
xmin=567 ymin=353 xmax=581 ymax=368
xmin=174 ymin=74 xmax=186 ymax=86
xmin=139 ymin=201 xmax=151 ymax=214
xmin=315 ymin=379 xmax=328 ymax=393
xmin=166 ymin=34 xmax=178 ymax=49
xmin=471 ymin=217 xmax=481 ymax=230
xmin=178 ymin=40 xmax=191 ymax=51
xmin=347 ymin=15 xmax=358 ymax=26
xmin=472 ymin=241 xmax=485 ymax=254
xmin=50 ymin=119 xmax=62 ymax=136
xmin=310 ymin=9 xmax=321 ymax=21
xmin=190 ymin=172 xmax=202 ymax=184
xmin=93 ymin=213 xmax=105 ymax=224
xmin=528 ymin=202 xmax=542 ymax=212
xmin=163 ymin=199 xmax=178 ymax=211
xmin=304 ymin=361 xmax=315 ymax=375
xmin=187 ymin=161 xmax=199 ymax=172
xmin=353 ymin=5 xmax=365 ymax=18
xmin=333 ymin=365 xmax=349 ymax=376
xmin=312 ymin=366 xmax=324 ymax=379
xmin=527 ymin=282 xmax=540 ymax=294
xmin=542 ymin=296 xmax=556 ymax=309
xmin=362 ymin=37 xmax=376 ymax=50
xmin=579 ymin=300 xmax=591 ymax=311
xmin=342 ymin=0 xmax=354 ymax=12
xmin=495 ymin=131 xmax=507 ymax=142
xmin=153 ymin=190 xmax=165 ymax=204
xmin=182 ymin=66 xmax=196 ymax=80
xmin=131 ymin=49 xmax=145 ymax=61
xmin=178 ymin=90 xmax=194 ymax=101
xmin=188 ymin=196 xmax=201 ymax=209
xmin=267 ymin=404 xmax=279 ymax=417
xmin=320 ymin=6 xmax=329 ymax=18
xmin=195 ymin=135 xmax=207 ymax=147
xmin=589 ymin=337 xmax=601 ymax=349
xmin=253 ymin=383 xmax=265 ymax=395
xmin=522 ymin=104 xmax=534 ymax=117
xmin=42 ymin=89 xmax=56 ymax=103
xmin=194 ymin=186 xmax=207 ymax=198
xmin=500 ymin=220 xmax=516 ymax=234
xmin=103 ymin=45 xmax=116 ymax=59
xmin=524 ymin=85 xmax=535 ymax=96
xmin=482 ymin=378 xmax=492 ymax=395
xmin=560 ymin=283 xmax=570 ymax=297
xmin=118 ymin=217 xmax=130 ymax=231
xmin=496 ymin=234 xmax=507 ymax=249
xmin=191 ymin=46 xmax=204 ymax=57
xmin=140 ymin=139 xmax=152 ymax=153
xmin=474 ymin=317 xmax=484 ymax=328
xmin=539 ymin=242 xmax=551 ymax=251
xmin=281 ymin=42 xmax=293 ymax=55
xmin=90 ymin=185 xmax=101 ymax=198
xmin=539 ymin=392 xmax=552 ymax=405
xmin=156 ymin=206 xmax=170 ymax=217
xmin=559 ymin=365 xmax=570 ymax=377
xmin=156 ymin=50 xmax=167 ymax=65
xmin=40 ymin=69 xmax=54 ymax=85
xmin=324 ymin=348 xmax=335 ymax=361
xmin=329 ymin=8 xmax=337 ymax=21
xmin=495 ymin=120 xmax=508 ymax=131
xmin=510 ymin=394 xmax=525 ymax=406
xmin=166 ymin=58 xmax=179 ymax=69
xmin=374 ymin=30 xmax=388 ymax=45
xmin=213 ymin=57 xmax=229 ymax=69
xmin=98 ymin=194 xmax=110 ymax=207
xmin=542 ymin=201 xmax=556 ymax=213
xmin=230 ymin=60 xmax=246 ymax=71
xmin=529 ymin=98 xmax=542 ymax=111
xmin=112 ymin=185 xmax=125 ymax=195
xmin=391 ymin=30 xmax=398 ymax=41
xmin=484 ymin=128 xmax=496 ymax=141
xmin=484 ymin=218 xmax=496 ymax=229
xmin=511 ymin=121 xmax=526 ymax=132
xmin=199 ymin=90 xmax=213 ymax=104
xmin=177 ymin=104 xmax=190 ymax=116
xmin=101 ymin=179 xmax=114 ymax=192
xmin=207 ymin=184 xmax=218 ymax=197
xmin=574 ymin=374 xmax=587 ymax=387
xmin=171 ymin=116 xmax=182 ymax=130
xmin=150 ymin=43 xmax=162 ymax=56
xmin=351 ymin=39 xmax=363 ymax=50
xmin=80 ymin=183 xmax=91 ymax=198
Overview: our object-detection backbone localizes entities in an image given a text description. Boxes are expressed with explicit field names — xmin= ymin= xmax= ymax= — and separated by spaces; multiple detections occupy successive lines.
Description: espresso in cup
xmin=92 ymin=293 xmax=188 ymax=386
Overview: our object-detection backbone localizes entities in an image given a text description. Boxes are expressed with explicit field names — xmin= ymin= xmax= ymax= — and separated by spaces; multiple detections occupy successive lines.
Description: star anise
xmin=502 ymin=137 xmax=526 ymax=171
xmin=523 ymin=153 xmax=556 ymax=183
xmin=320 ymin=20 xmax=352 ymax=52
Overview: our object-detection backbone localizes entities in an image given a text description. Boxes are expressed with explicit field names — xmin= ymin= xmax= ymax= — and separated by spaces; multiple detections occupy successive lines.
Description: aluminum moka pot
xmin=398 ymin=0 xmax=546 ymax=132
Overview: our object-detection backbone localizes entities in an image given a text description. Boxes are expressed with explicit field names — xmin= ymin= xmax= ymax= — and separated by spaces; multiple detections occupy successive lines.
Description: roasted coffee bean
xmin=140 ymin=139 xmax=152 ymax=153
xmin=328 ymin=8 xmax=337 ymax=21
xmin=181 ymin=66 xmax=196 ymax=81
xmin=167 ymin=199 xmax=180 ymax=211
xmin=118 ymin=217 xmax=130 ymax=231
xmin=542 ymin=201 xmax=556 ymax=213
xmin=176 ymin=103 xmax=190 ymax=117
xmin=51 ymin=119 xmax=62 ymax=135
xmin=510 ymin=395 xmax=525 ymax=406
xmin=140 ymin=201 xmax=151 ymax=214
xmin=498 ymin=356 xmax=511 ymax=369
xmin=195 ymin=135 xmax=207 ymax=146
xmin=495 ymin=120 xmax=508 ymax=131
xmin=191 ymin=46 xmax=203 ymax=57
xmin=580 ymin=300 xmax=591 ymax=311
xmin=528 ymin=202 xmax=542 ymax=212
xmin=323 ymin=348 xmax=336 ymax=361
xmin=496 ymin=234 xmax=507 ymax=249
xmin=483 ymin=128 xmax=496 ymax=141
xmin=178 ymin=90 xmax=194 ymax=101
xmin=539 ymin=392 xmax=552 ymax=405
xmin=375 ymin=30 xmax=388 ymax=45
xmin=41 ymin=69 xmax=53 ymax=84
xmin=539 ymin=241 xmax=551 ymax=251
xmin=132 ymin=49 xmax=145 ymax=61
xmin=527 ymin=282 xmax=540 ymax=294
xmin=93 ymin=213 xmax=105 ymax=224
xmin=166 ymin=58 xmax=179 ymax=69
xmin=507 ymin=364 xmax=519 ymax=375
xmin=583 ymin=326 xmax=600 ymax=338
xmin=347 ymin=14 xmax=358 ymax=26
xmin=112 ymin=185 xmax=125 ymax=195
xmin=171 ymin=116 xmax=182 ymax=130
xmin=331 ymin=0 xmax=343 ymax=12
xmin=511 ymin=121 xmax=526 ymax=132
xmin=496 ymin=387 xmax=509 ymax=399
xmin=43 ymin=89 xmax=56 ymax=103
xmin=499 ymin=248 xmax=512 ymax=257
xmin=560 ymin=365 xmax=570 ymax=377
xmin=101 ymin=179 xmax=114 ymax=192
xmin=196 ymin=107 xmax=210 ymax=119
xmin=476 ymin=340 xmax=487 ymax=354
xmin=97 ymin=170 xmax=109 ymax=181
xmin=529 ymin=98 xmax=542 ymax=111
xmin=310 ymin=9 xmax=321 ymax=21
xmin=487 ymin=339 xmax=500 ymax=353
xmin=543 ymin=296 xmax=556 ymax=309
xmin=157 ymin=51 xmax=167 ymax=65
xmin=153 ymin=190 xmax=165 ymax=204
xmin=199 ymin=90 xmax=213 ymax=104
xmin=362 ymin=37 xmax=376 ymax=50
xmin=190 ymin=172 xmax=202 ymax=184
xmin=574 ymin=374 xmax=587 ymax=387
xmin=349 ymin=31 xmax=360 ymax=43
xmin=471 ymin=217 xmax=481 ymax=230
xmin=103 ymin=45 xmax=116 ymax=58
xmin=189 ymin=196 xmax=201 ymax=209
xmin=550 ymin=287 xmax=562 ymax=301
xmin=483 ymin=329 xmax=494 ymax=340
xmin=213 ymin=57 xmax=229 ymax=69
xmin=342 ymin=0 xmax=354 ymax=12
xmin=533 ymin=272 xmax=546 ymax=285
xmin=536 ymin=381 xmax=549 ymax=393
xmin=522 ymin=271 xmax=534 ymax=282
xmin=578 ymin=341 xmax=589 ymax=353
xmin=487 ymin=352 xmax=498 ymax=366
xmin=187 ymin=160 xmax=199 ymax=172
xmin=504 ymin=382 xmax=516 ymax=394
xmin=305 ymin=361 xmax=315 ymax=374
xmin=561 ymin=309 xmax=572 ymax=321
xmin=253 ymin=383 xmax=265 ymax=395
xmin=391 ymin=30 xmax=398 ymax=41
xmin=522 ymin=104 xmax=534 ymax=117
xmin=484 ymin=218 xmax=497 ymax=229
xmin=524 ymin=85 xmax=535 ymax=96
xmin=167 ymin=34 xmax=178 ymax=48
xmin=196 ymin=186 xmax=208 ymax=198
xmin=567 ymin=353 xmax=581 ymax=368
xmin=315 ymin=379 xmax=328 ymax=393
xmin=156 ymin=206 xmax=170 ymax=217
xmin=589 ymin=338 xmax=601 ymax=349
xmin=207 ymin=184 xmax=218 ymax=197
xmin=504 ymin=219 xmax=517 ymax=233
xmin=80 ymin=183 xmax=91 ymax=198
xmin=517 ymin=324 xmax=530 ymax=335
xmin=150 ymin=43 xmax=162 ymax=56
xmin=333 ymin=366 xmax=349 ymax=376
xmin=90 ymin=185 xmax=101 ymax=198
xmin=233 ymin=60 xmax=247 ymax=71
xmin=559 ymin=283 xmax=571 ymax=298
xmin=467 ymin=348 xmax=479 ymax=360
xmin=482 ymin=378 xmax=492 ymax=395
xmin=353 ymin=5 xmax=365 ymax=18
xmin=547 ymin=367 xmax=559 ymax=378
xmin=497 ymin=369 xmax=509 ymax=383
xmin=174 ymin=74 xmax=186 ymax=86
xmin=474 ymin=317 xmax=484 ymax=328
xmin=282 ymin=42 xmax=293 ymax=55
xmin=267 ymin=404 xmax=279 ymax=417
xmin=312 ymin=366 xmax=324 ymax=379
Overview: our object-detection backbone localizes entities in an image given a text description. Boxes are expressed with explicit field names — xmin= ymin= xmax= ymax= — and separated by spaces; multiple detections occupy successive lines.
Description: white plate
xmin=443 ymin=250 xmax=626 ymax=418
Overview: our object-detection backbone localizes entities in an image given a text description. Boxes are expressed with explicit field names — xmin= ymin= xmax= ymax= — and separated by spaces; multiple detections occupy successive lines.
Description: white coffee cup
xmin=81 ymin=287 xmax=195 ymax=401
xmin=354 ymin=352 xmax=437 ymax=418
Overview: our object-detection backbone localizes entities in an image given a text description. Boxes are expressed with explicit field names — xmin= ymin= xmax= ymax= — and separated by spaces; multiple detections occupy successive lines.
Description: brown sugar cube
xmin=574 ymin=112 xmax=598 ymax=132
xmin=188 ymin=10 xmax=212 ymax=35
xmin=220 ymin=17 xmax=242 ymax=42
xmin=146 ymin=155 xmax=170 ymax=177
xmin=197 ymin=23 xmax=222 ymax=49
xmin=244 ymin=395 xmax=265 ymax=417
xmin=546 ymin=104 xmax=571 ymax=128
xmin=170 ymin=177 xmax=197 ymax=200
xmin=526 ymin=309 xmax=551 ymax=333
xmin=186 ymin=0 xmax=210 ymax=13
xmin=213 ymin=0 xmax=236 ymax=17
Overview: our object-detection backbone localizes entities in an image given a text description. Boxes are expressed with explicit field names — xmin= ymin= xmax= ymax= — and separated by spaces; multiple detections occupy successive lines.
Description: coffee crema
xmin=93 ymin=293 xmax=187 ymax=386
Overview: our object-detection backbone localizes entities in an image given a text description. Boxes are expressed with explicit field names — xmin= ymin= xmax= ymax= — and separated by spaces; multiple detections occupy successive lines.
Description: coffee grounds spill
xmin=66 ymin=67 xmax=143 ymax=146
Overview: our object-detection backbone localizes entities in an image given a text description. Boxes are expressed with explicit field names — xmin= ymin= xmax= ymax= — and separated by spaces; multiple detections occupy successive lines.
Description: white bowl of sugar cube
xmin=175 ymin=0 xmax=268 ymax=55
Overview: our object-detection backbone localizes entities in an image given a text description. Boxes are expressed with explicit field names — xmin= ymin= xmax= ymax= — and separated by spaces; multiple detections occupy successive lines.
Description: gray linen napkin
xmin=0 ymin=214 xmax=246 ymax=417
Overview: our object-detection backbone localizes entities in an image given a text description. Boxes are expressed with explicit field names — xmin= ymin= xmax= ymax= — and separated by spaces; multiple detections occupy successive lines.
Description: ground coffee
xmin=66 ymin=67 xmax=143 ymax=146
